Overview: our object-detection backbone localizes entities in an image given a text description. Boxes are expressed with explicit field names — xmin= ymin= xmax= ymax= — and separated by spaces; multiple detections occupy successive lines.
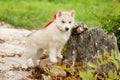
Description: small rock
xmin=42 ymin=74 xmax=52 ymax=80
xmin=0 ymin=39 xmax=5 ymax=43
xmin=39 ymin=58 xmax=53 ymax=67
xmin=49 ymin=67 xmax=66 ymax=77
xmin=39 ymin=58 xmax=66 ymax=77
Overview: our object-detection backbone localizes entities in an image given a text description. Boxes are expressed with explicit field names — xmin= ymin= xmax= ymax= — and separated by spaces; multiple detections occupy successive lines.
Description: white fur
xmin=22 ymin=10 xmax=75 ymax=68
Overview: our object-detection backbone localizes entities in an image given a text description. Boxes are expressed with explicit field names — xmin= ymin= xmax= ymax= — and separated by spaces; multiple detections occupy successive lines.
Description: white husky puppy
xmin=22 ymin=10 xmax=75 ymax=68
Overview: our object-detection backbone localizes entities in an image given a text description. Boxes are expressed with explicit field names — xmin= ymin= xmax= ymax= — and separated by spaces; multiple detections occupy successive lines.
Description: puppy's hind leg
xmin=22 ymin=46 xmax=37 ymax=69
xmin=23 ymin=47 xmax=35 ymax=59
xmin=32 ymin=49 xmax=43 ymax=66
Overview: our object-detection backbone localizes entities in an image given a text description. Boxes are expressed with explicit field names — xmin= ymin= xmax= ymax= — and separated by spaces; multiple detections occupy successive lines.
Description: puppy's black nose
xmin=65 ymin=27 xmax=69 ymax=31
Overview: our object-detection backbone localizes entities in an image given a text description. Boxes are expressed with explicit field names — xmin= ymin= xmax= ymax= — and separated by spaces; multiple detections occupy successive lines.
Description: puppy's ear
xmin=57 ymin=10 xmax=62 ymax=17
xmin=71 ymin=10 xmax=75 ymax=17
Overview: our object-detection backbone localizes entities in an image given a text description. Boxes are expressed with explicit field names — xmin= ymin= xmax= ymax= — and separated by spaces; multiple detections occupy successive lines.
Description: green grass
xmin=0 ymin=0 xmax=119 ymax=29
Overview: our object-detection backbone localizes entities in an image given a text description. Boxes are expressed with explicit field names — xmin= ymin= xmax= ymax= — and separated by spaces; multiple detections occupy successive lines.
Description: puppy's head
xmin=55 ymin=10 xmax=75 ymax=32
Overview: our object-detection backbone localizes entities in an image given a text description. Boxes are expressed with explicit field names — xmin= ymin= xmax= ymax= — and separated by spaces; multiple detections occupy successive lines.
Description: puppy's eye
xmin=69 ymin=21 xmax=71 ymax=23
xmin=61 ymin=21 xmax=65 ymax=23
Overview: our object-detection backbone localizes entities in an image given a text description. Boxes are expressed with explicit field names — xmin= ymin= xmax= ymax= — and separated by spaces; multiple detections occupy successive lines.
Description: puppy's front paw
xmin=50 ymin=57 xmax=57 ymax=63
xmin=57 ymin=54 xmax=63 ymax=59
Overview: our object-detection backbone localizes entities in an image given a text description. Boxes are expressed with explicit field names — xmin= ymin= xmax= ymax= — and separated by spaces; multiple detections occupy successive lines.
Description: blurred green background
xmin=0 ymin=0 xmax=119 ymax=29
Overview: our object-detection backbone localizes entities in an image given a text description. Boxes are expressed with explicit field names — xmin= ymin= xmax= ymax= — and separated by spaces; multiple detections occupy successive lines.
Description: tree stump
xmin=65 ymin=22 xmax=119 ymax=72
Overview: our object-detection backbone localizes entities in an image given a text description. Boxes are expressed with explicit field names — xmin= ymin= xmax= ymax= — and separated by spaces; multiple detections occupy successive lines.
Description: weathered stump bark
xmin=65 ymin=22 xmax=119 ymax=72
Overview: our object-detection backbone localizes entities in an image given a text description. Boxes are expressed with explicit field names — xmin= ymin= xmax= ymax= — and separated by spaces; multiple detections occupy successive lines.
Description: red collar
xmin=44 ymin=14 xmax=65 ymax=32
xmin=56 ymin=26 xmax=65 ymax=32
xmin=44 ymin=14 xmax=56 ymax=28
